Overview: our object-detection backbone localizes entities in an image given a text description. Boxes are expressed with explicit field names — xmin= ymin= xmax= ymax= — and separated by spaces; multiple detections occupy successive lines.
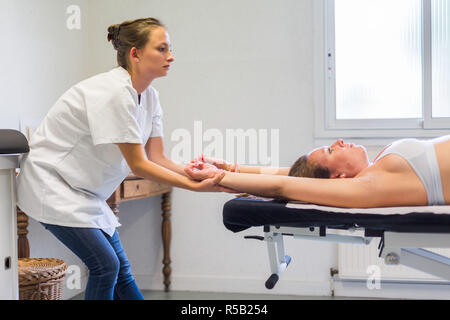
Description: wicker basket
xmin=18 ymin=258 xmax=67 ymax=300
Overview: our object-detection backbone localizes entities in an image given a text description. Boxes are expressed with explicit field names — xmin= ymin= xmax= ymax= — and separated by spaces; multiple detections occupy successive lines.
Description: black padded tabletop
xmin=223 ymin=197 xmax=450 ymax=234
xmin=0 ymin=129 xmax=30 ymax=154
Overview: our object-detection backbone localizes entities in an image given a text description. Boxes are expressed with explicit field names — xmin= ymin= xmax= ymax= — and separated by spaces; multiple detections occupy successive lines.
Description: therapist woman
xmin=17 ymin=17 xmax=228 ymax=300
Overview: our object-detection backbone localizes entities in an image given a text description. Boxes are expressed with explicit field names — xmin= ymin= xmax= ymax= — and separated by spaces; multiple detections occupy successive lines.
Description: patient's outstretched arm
xmin=217 ymin=172 xmax=376 ymax=206
xmin=186 ymin=161 xmax=427 ymax=207
xmin=238 ymin=165 xmax=290 ymax=175
xmin=191 ymin=155 xmax=290 ymax=175
xmin=219 ymin=170 xmax=427 ymax=208
xmin=219 ymin=168 xmax=429 ymax=208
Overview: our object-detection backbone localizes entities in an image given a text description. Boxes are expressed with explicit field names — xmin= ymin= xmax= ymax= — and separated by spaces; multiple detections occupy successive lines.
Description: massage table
xmin=222 ymin=196 xmax=450 ymax=289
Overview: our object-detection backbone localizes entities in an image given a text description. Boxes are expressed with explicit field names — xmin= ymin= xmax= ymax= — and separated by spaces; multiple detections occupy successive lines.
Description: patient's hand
xmin=184 ymin=161 xmax=219 ymax=181
xmin=191 ymin=155 xmax=240 ymax=172
xmin=185 ymin=161 xmax=240 ymax=193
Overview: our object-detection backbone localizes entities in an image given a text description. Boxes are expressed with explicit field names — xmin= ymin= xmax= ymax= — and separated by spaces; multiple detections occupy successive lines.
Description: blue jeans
xmin=41 ymin=223 xmax=144 ymax=300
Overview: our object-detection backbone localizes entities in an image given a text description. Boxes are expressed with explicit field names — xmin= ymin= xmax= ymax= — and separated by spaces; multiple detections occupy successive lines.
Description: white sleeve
xmin=87 ymin=87 xmax=143 ymax=145
xmin=149 ymin=89 xmax=164 ymax=138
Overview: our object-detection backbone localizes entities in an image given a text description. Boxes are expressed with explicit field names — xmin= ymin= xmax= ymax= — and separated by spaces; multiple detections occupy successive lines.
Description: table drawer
xmin=123 ymin=179 xmax=167 ymax=199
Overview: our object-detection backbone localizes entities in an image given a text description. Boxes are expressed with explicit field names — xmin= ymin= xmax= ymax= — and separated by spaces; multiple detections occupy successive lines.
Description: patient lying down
xmin=184 ymin=136 xmax=450 ymax=208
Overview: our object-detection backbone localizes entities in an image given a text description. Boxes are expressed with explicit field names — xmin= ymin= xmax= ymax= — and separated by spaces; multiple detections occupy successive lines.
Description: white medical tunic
xmin=17 ymin=67 xmax=163 ymax=236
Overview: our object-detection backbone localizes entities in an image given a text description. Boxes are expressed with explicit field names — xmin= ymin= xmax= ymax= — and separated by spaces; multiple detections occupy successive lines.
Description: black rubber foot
xmin=265 ymin=274 xmax=279 ymax=289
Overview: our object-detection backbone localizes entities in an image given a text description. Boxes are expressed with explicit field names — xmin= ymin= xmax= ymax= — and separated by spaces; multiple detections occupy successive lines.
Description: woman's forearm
xmin=238 ymin=165 xmax=289 ymax=175
xmin=153 ymin=156 xmax=188 ymax=177
xmin=219 ymin=172 xmax=285 ymax=198
xmin=134 ymin=159 xmax=195 ymax=190
xmin=219 ymin=172 xmax=377 ymax=207
xmin=198 ymin=155 xmax=289 ymax=175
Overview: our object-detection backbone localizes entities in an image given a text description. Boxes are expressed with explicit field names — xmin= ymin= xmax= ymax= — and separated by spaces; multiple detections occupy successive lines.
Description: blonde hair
xmin=107 ymin=17 xmax=165 ymax=70
xmin=288 ymin=155 xmax=330 ymax=178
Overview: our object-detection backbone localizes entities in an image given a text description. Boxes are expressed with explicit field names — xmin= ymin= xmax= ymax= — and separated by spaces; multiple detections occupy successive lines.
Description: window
xmin=320 ymin=0 xmax=450 ymax=137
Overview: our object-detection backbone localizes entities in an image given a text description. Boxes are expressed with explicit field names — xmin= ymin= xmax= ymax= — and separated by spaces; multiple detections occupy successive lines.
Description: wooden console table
xmin=16 ymin=174 xmax=173 ymax=292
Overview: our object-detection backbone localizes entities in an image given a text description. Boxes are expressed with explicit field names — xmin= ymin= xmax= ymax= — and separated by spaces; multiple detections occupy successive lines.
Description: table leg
xmin=17 ymin=207 xmax=30 ymax=259
xmin=161 ymin=191 xmax=172 ymax=292
xmin=107 ymin=191 xmax=120 ymax=222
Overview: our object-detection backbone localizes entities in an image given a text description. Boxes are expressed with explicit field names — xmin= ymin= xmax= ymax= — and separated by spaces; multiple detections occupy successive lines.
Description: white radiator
xmin=337 ymin=230 xmax=450 ymax=281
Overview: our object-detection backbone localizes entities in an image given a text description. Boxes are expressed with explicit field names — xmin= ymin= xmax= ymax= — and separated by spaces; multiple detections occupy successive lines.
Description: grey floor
xmin=71 ymin=290 xmax=365 ymax=300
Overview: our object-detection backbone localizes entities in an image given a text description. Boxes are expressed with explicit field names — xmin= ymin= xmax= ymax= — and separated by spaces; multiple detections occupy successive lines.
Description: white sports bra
xmin=375 ymin=135 xmax=450 ymax=205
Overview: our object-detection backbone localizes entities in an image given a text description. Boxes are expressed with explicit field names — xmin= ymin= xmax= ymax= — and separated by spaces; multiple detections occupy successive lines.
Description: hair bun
xmin=107 ymin=24 xmax=121 ymax=49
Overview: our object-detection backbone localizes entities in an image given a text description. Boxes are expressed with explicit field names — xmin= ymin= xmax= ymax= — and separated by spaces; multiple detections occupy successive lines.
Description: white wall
xmin=0 ymin=0 xmax=91 ymax=129
xmin=4 ymin=0 xmax=337 ymax=299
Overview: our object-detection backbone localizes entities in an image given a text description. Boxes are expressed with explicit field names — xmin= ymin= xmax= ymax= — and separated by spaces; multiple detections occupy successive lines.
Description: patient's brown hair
xmin=107 ymin=17 xmax=165 ymax=70
xmin=288 ymin=155 xmax=331 ymax=178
